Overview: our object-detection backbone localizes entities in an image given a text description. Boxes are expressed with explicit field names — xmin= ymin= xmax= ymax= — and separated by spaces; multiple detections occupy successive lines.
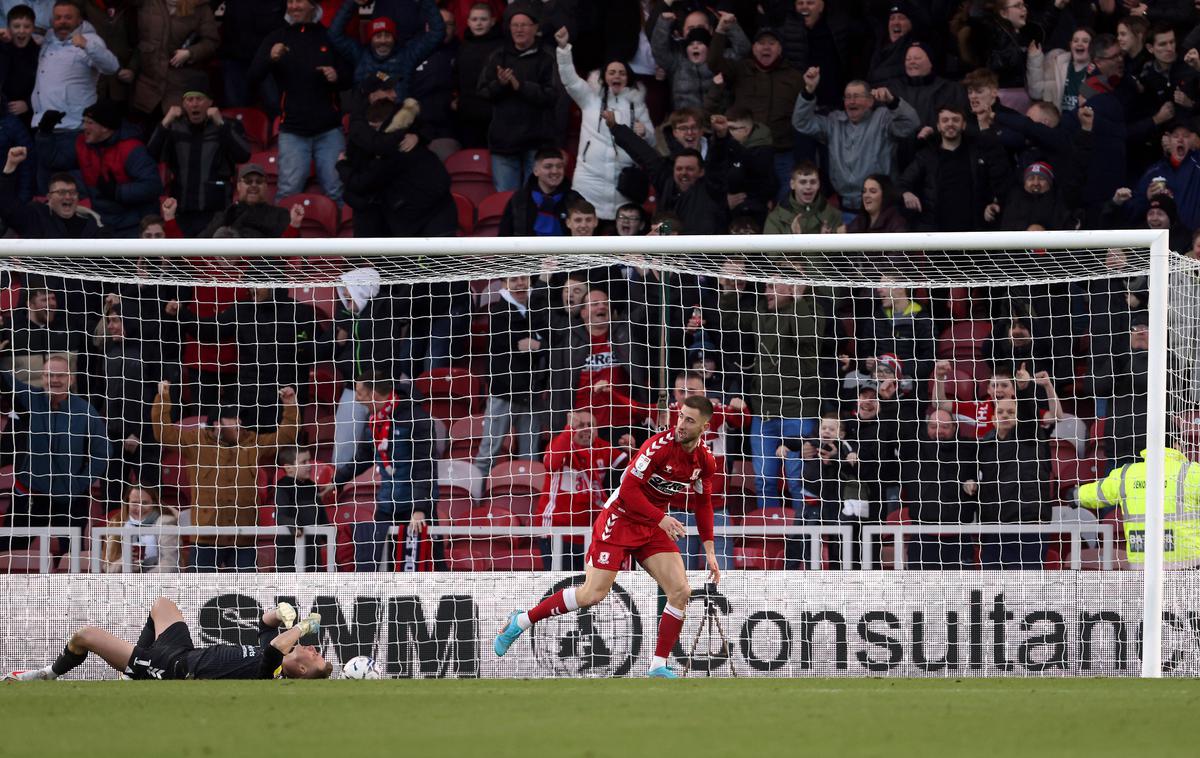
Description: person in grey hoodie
xmin=792 ymin=66 xmax=919 ymax=220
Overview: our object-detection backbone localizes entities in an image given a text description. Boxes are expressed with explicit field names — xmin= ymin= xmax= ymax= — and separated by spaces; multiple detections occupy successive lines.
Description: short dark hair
xmin=359 ymin=369 xmax=395 ymax=397
xmin=468 ymin=2 xmax=493 ymax=13
xmin=6 ymin=4 xmax=34 ymax=24
xmin=792 ymin=160 xmax=819 ymax=179
xmin=728 ymin=216 xmax=761 ymax=234
xmin=1117 ymin=15 xmax=1148 ymax=38
xmin=681 ymin=395 xmax=714 ymax=420
xmin=962 ymin=68 xmax=998 ymax=91
xmin=1090 ymin=32 xmax=1119 ymax=60
xmin=277 ymin=446 xmax=311 ymax=466
xmin=725 ymin=105 xmax=754 ymax=123
xmin=565 ymin=198 xmax=596 ymax=217
xmin=139 ymin=215 xmax=165 ymax=233
xmin=936 ymin=104 xmax=967 ymax=120
xmin=673 ymin=148 xmax=704 ymax=167
xmin=534 ymin=147 xmax=564 ymax=164
xmin=47 ymin=172 xmax=79 ymax=191
xmin=1148 ymin=23 xmax=1174 ymax=46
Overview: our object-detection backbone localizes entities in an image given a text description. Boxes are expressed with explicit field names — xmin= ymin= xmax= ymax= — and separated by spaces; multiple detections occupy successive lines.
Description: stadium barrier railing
xmin=861 ymin=524 xmax=1117 ymax=570
xmin=0 ymin=527 xmax=83 ymax=573
xmin=86 ymin=525 xmax=340 ymax=573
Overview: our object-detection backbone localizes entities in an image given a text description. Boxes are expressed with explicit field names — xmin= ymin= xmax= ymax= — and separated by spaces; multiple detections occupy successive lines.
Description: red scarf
xmin=369 ymin=392 xmax=398 ymax=476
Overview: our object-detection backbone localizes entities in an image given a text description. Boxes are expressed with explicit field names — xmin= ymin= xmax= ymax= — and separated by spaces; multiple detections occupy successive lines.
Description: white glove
xmin=276 ymin=602 xmax=298 ymax=630
xmin=842 ymin=499 xmax=870 ymax=519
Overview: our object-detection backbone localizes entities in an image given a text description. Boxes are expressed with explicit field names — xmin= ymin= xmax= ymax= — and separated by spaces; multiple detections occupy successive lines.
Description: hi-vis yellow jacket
xmin=1078 ymin=448 xmax=1200 ymax=568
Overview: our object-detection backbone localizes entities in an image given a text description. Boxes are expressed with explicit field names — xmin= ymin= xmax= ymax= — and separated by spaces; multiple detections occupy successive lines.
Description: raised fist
xmin=554 ymin=26 xmax=569 ymax=48
xmin=160 ymin=197 xmax=178 ymax=221
xmin=157 ymin=380 xmax=171 ymax=397
xmin=803 ymin=66 xmax=820 ymax=94
xmin=5 ymin=146 xmax=27 ymax=172
xmin=279 ymin=386 xmax=298 ymax=405
xmin=270 ymin=43 xmax=288 ymax=62
xmin=289 ymin=203 xmax=305 ymax=227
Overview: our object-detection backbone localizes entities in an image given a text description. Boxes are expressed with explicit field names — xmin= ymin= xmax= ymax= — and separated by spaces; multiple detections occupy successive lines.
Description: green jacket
xmin=1078 ymin=447 xmax=1200 ymax=568
xmin=721 ymin=290 xmax=823 ymax=418
xmin=764 ymin=192 xmax=844 ymax=235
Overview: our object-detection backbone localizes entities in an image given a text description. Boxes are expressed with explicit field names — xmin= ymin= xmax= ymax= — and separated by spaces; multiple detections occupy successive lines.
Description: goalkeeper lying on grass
xmin=6 ymin=597 xmax=331 ymax=681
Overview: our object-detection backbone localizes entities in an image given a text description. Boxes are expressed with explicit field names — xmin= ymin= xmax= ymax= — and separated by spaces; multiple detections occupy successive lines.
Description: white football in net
xmin=342 ymin=656 xmax=382 ymax=680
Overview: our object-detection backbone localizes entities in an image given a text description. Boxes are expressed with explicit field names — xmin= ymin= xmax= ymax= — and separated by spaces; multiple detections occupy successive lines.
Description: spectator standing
xmin=0 ymin=0 xmax=49 ymax=32
xmin=792 ymin=67 xmax=919 ymax=221
xmin=846 ymin=174 xmax=909 ymax=233
xmin=328 ymin=0 xmax=444 ymax=101
xmin=901 ymin=408 xmax=978 ymax=569
xmin=247 ymin=0 xmax=351 ymax=203
xmin=216 ymin=0 xmax=285 ymax=113
xmin=77 ymin=0 xmax=137 ymax=106
xmin=198 ymin=163 xmax=293 ymax=238
xmin=977 ymin=395 xmax=1051 ymax=569
xmin=274 ymin=446 xmax=333 ymax=572
xmin=152 ymin=380 xmax=299 ymax=572
xmin=455 ymin=1 xmax=504 ymax=147
xmin=1130 ymin=119 xmax=1200 ymax=230
xmin=780 ymin=413 xmax=862 ymax=568
xmin=336 ymin=373 xmax=437 ymax=573
xmin=498 ymin=147 xmax=579 ymax=236
xmin=146 ymin=82 xmax=252 ymax=236
xmin=707 ymin=23 xmax=804 ymax=193
xmin=130 ymin=0 xmax=220 ymax=121
xmin=723 ymin=281 xmax=823 ymax=511
xmin=762 ymin=0 xmax=857 ymax=108
xmin=30 ymin=1 xmax=118 ymax=193
xmin=885 ymin=40 xmax=968 ymax=165
xmin=73 ymin=99 xmax=163 ymax=237
xmin=0 ymin=355 xmax=109 ymax=552
xmin=475 ymin=274 xmax=550 ymax=475
xmin=650 ymin=11 xmax=729 ymax=111
xmin=0 ymin=146 xmax=102 ymax=237
xmin=410 ymin=6 xmax=460 ymax=161
xmin=100 ymin=485 xmax=181 ymax=573
xmin=763 ymin=161 xmax=844 ymax=234
xmin=555 ymin=26 xmax=654 ymax=221
xmin=857 ymin=280 xmax=935 ymax=384
xmin=1025 ymin=27 xmax=1093 ymax=113
xmin=478 ymin=5 xmax=558 ymax=191
xmin=2 ymin=4 xmax=41 ymax=132
xmin=899 ymin=105 xmax=1010 ymax=232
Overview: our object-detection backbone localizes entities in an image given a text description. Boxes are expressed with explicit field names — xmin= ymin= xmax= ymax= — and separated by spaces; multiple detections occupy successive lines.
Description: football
xmin=342 ymin=656 xmax=382 ymax=680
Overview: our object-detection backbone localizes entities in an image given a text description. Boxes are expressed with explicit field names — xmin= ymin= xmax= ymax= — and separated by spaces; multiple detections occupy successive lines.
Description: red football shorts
xmin=584 ymin=507 xmax=680 ymax=571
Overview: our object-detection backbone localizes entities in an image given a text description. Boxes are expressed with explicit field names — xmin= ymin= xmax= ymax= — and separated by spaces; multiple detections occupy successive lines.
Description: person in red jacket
xmin=538 ymin=409 xmax=635 ymax=569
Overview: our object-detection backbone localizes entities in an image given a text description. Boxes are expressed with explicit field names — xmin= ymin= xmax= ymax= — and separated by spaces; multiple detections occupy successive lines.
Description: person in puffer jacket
xmin=554 ymin=26 xmax=654 ymax=221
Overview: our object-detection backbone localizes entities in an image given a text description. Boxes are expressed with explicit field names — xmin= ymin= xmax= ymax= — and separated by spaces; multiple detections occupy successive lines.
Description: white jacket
xmin=1025 ymin=47 xmax=1085 ymax=109
xmin=556 ymin=45 xmax=655 ymax=219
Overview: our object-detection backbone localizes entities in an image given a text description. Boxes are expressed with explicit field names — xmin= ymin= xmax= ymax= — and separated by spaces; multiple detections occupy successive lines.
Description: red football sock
xmin=527 ymin=587 xmax=580 ymax=624
xmin=654 ymin=604 xmax=686 ymax=659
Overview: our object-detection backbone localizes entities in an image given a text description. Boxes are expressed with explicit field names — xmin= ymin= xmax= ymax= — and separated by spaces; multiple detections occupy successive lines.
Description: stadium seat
xmin=446 ymin=505 xmax=539 ymax=571
xmin=453 ymin=192 xmax=475 ymax=236
xmin=0 ymin=549 xmax=43 ymax=574
xmin=289 ymin=285 xmax=339 ymax=322
xmin=936 ymin=320 xmax=992 ymax=362
xmin=438 ymin=459 xmax=484 ymax=502
xmin=277 ymin=193 xmax=339 ymax=237
xmin=436 ymin=497 xmax=474 ymax=523
xmin=487 ymin=460 xmax=547 ymax=496
xmin=445 ymin=148 xmax=494 ymax=206
xmin=414 ymin=367 xmax=484 ymax=423
xmin=472 ymin=190 xmax=512 ymax=237
xmin=221 ymin=107 xmax=271 ymax=151
xmin=1049 ymin=439 xmax=1083 ymax=502
xmin=733 ymin=507 xmax=795 ymax=570
xmin=447 ymin=416 xmax=486 ymax=460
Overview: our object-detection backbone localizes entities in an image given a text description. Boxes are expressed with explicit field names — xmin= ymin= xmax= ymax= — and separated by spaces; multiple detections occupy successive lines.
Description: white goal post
xmin=0 ymin=228 xmax=1191 ymax=679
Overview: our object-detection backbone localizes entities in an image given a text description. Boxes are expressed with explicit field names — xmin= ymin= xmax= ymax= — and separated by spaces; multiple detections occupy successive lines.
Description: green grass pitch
xmin=1 ymin=679 xmax=1197 ymax=758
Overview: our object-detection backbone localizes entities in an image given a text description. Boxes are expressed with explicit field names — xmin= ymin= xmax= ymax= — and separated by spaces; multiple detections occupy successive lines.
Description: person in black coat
xmin=274 ymin=446 xmax=332 ymax=572
xmin=994 ymin=160 xmax=1079 ymax=230
xmin=609 ymin=116 xmax=732 ymax=235
xmin=475 ymin=274 xmax=550 ymax=475
xmin=199 ymin=164 xmax=292 ymax=238
xmin=0 ymin=147 xmax=104 ymax=239
xmin=410 ymin=6 xmax=460 ymax=160
xmin=900 ymin=408 xmax=978 ymax=569
xmin=456 ymin=4 xmax=505 ymax=147
xmin=976 ymin=394 xmax=1051 ymax=570
xmin=498 ymin=147 xmax=582 ymax=236
xmin=899 ymin=105 xmax=1010 ymax=231
xmin=885 ymin=41 xmax=969 ymax=168
xmin=218 ymin=0 xmax=286 ymax=113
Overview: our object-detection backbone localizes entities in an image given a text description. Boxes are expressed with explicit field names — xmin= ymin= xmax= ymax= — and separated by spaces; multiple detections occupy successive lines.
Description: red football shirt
xmin=607 ymin=430 xmax=717 ymax=541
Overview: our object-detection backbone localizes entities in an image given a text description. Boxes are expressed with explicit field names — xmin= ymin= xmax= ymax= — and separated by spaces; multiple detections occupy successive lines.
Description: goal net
xmin=0 ymin=231 xmax=1197 ymax=679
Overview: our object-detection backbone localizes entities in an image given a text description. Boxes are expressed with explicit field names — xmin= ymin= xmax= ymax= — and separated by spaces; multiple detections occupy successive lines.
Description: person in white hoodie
xmin=554 ymin=26 xmax=654 ymax=221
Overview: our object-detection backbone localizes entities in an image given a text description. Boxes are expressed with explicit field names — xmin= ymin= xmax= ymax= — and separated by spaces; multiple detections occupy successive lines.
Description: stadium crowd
xmin=0 ymin=0 xmax=1175 ymax=572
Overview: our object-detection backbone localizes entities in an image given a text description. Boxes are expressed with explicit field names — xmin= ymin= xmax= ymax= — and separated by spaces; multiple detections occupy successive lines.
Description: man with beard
xmin=901 ymin=408 xmax=978 ymax=569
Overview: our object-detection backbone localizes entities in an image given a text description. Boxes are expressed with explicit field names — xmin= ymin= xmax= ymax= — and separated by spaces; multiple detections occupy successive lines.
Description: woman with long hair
xmin=555 ymin=26 xmax=655 ymax=221
xmin=847 ymin=175 xmax=908 ymax=234
xmin=102 ymin=485 xmax=180 ymax=573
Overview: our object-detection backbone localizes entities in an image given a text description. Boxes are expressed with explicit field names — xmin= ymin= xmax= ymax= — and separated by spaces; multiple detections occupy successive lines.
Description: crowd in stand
xmin=0 ymin=0 xmax=1176 ymax=572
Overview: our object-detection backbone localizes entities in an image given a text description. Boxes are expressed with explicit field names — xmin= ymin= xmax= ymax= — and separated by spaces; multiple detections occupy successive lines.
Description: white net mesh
xmin=0 ymin=236 xmax=1197 ymax=678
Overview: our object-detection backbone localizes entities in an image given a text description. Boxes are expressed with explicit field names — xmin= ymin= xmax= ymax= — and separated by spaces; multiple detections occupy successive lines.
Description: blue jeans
xmin=190 ymin=544 xmax=257 ymax=572
xmin=277 ymin=127 xmax=344 ymax=203
xmin=772 ymin=149 xmax=796 ymax=204
xmin=352 ymin=520 xmax=391 ymax=572
xmin=223 ymin=58 xmax=281 ymax=118
xmin=476 ymin=394 xmax=543 ymax=475
xmin=491 ymin=150 xmax=537 ymax=192
xmin=34 ymin=129 xmax=80 ymax=195
xmin=668 ymin=509 xmax=731 ymax=570
xmin=749 ymin=416 xmax=816 ymax=511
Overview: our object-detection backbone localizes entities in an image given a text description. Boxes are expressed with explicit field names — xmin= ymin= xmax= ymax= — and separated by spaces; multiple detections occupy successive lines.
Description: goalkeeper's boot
xmin=5 ymin=668 xmax=51 ymax=682
xmin=276 ymin=602 xmax=298 ymax=630
xmin=493 ymin=610 xmax=526 ymax=657
xmin=646 ymin=666 xmax=679 ymax=679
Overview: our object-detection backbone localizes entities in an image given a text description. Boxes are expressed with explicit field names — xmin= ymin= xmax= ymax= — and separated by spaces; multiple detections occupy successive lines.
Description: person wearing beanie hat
xmin=993 ymin=158 xmax=1077 ymax=231
xmin=884 ymin=39 xmax=968 ymax=165
xmin=478 ymin=4 xmax=559 ymax=191
xmin=649 ymin=8 xmax=748 ymax=111
xmin=147 ymin=68 xmax=252 ymax=235
xmin=1144 ymin=193 xmax=1193 ymax=251
xmin=75 ymin=99 xmax=162 ymax=237
xmin=1128 ymin=118 xmax=1200 ymax=231
xmin=328 ymin=0 xmax=444 ymax=99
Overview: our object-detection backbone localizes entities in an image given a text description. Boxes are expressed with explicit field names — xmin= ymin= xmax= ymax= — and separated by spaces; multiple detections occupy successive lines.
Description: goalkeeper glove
xmin=276 ymin=602 xmax=298 ymax=630
xmin=297 ymin=613 xmax=321 ymax=637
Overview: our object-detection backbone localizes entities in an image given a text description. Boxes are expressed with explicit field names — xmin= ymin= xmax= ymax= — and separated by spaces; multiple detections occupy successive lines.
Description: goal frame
xmin=0 ymin=228 xmax=1171 ymax=677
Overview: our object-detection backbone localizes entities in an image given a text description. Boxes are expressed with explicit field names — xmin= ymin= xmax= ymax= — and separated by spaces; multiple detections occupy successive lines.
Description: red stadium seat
xmin=414 ymin=367 xmax=483 ymax=423
xmin=446 ymin=505 xmax=539 ymax=571
xmin=473 ymin=191 xmax=513 ymax=237
xmin=445 ymin=148 xmax=494 ymax=205
xmin=277 ymin=193 xmax=339 ymax=237
xmin=452 ymin=192 xmax=475 ymax=236
xmin=438 ymin=459 xmax=484 ymax=502
xmin=447 ymin=416 xmax=486 ymax=460
xmin=487 ymin=460 xmax=547 ymax=495
xmin=337 ymin=204 xmax=355 ymax=237
xmin=221 ymin=107 xmax=271 ymax=151
xmin=733 ymin=507 xmax=795 ymax=570
xmin=936 ymin=320 xmax=992 ymax=362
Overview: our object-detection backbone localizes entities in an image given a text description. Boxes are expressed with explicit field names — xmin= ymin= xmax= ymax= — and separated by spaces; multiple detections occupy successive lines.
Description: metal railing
xmin=392 ymin=524 xmax=857 ymax=571
xmin=861 ymin=523 xmax=1118 ymax=570
xmin=88 ymin=526 xmax=339 ymax=573
xmin=0 ymin=528 xmax=83 ymax=572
